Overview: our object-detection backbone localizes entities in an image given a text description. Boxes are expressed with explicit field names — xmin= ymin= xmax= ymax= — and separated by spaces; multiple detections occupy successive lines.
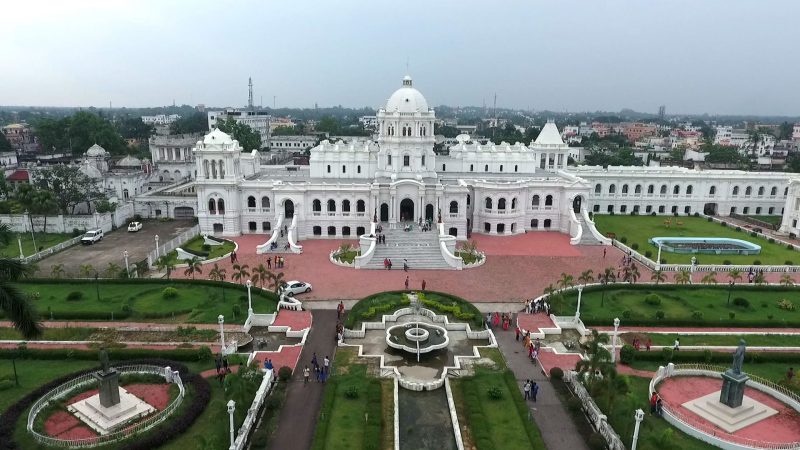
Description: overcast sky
xmin=1 ymin=0 xmax=798 ymax=115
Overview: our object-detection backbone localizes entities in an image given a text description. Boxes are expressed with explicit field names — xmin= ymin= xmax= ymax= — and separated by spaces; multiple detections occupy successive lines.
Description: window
xmin=247 ymin=196 xmax=256 ymax=208
xmin=531 ymin=219 xmax=539 ymax=228
xmin=342 ymin=165 xmax=346 ymax=173
xmin=771 ymin=186 xmax=777 ymax=196
xmin=249 ymin=221 xmax=257 ymax=232
xmin=684 ymin=206 xmax=691 ymax=214
xmin=470 ymin=164 xmax=474 ymax=172
xmin=313 ymin=226 xmax=322 ymax=235
xmin=671 ymin=205 xmax=677 ymax=213
xmin=658 ymin=206 xmax=665 ymax=213
xmin=593 ymin=205 xmax=600 ymax=213
xmin=422 ymin=155 xmax=426 ymax=167
xmin=532 ymin=195 xmax=540 ymax=207
xmin=498 ymin=198 xmax=507 ymax=210
xmin=123 ymin=189 xmax=129 ymax=200
xmin=327 ymin=165 xmax=331 ymax=173
xmin=500 ymin=165 xmax=504 ymax=172
xmin=609 ymin=184 xmax=616 ymax=194
xmin=208 ymin=199 xmax=216 ymax=214
xmin=442 ymin=164 xmax=446 ymax=171
xmin=635 ymin=184 xmax=642 ymax=194
xmin=595 ymin=184 xmax=601 ymax=194
xmin=484 ymin=222 xmax=491 ymax=232
xmin=743 ymin=207 xmax=750 ymax=214
xmin=710 ymin=186 xmax=717 ymax=195
xmin=312 ymin=199 xmax=321 ymax=212
xmin=543 ymin=219 xmax=552 ymax=228
xmin=217 ymin=199 xmax=225 ymax=214
xmin=485 ymin=198 xmax=493 ymax=209
xmin=620 ymin=205 xmax=627 ymax=213
xmin=485 ymin=164 xmax=489 ymax=172
xmin=745 ymin=186 xmax=752 ymax=196
xmin=449 ymin=201 xmax=458 ymax=214
xmin=607 ymin=205 xmax=614 ymax=213
xmin=342 ymin=200 xmax=351 ymax=212
xmin=357 ymin=165 xmax=361 ymax=174
xmin=467 ymin=195 xmax=471 ymax=206
xmin=646 ymin=205 xmax=652 ymax=213
xmin=756 ymin=207 xmax=762 ymax=214
xmin=786 ymin=187 xmax=790 ymax=196
xmin=733 ymin=186 xmax=739 ymax=195
xmin=261 ymin=196 xmax=270 ymax=208
xmin=633 ymin=205 xmax=640 ymax=213
xmin=686 ymin=185 xmax=693 ymax=195
xmin=327 ymin=226 xmax=336 ymax=236
xmin=403 ymin=155 xmax=410 ymax=166
xmin=515 ymin=165 xmax=518 ymax=172
xmin=648 ymin=185 xmax=654 ymax=194
xmin=769 ymin=207 xmax=774 ymax=214
xmin=622 ymin=184 xmax=629 ymax=194
xmin=496 ymin=223 xmax=505 ymax=233
xmin=512 ymin=198 xmax=517 ymax=209
xmin=342 ymin=226 xmax=351 ymax=236
xmin=357 ymin=226 xmax=365 ymax=235
xmin=387 ymin=155 xmax=392 ymax=166
xmin=327 ymin=199 xmax=336 ymax=212
xmin=660 ymin=185 xmax=667 ymax=194
xmin=545 ymin=195 xmax=553 ymax=206
xmin=357 ymin=200 xmax=365 ymax=212
xmin=731 ymin=206 xmax=737 ymax=214
xmin=262 ymin=221 xmax=271 ymax=231
xmin=758 ymin=187 xmax=764 ymax=196
xmin=673 ymin=185 xmax=680 ymax=195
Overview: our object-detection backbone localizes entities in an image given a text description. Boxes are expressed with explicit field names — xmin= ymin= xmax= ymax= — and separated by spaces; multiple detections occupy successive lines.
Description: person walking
xmin=337 ymin=301 xmax=345 ymax=319
xmin=267 ymin=258 xmax=272 ymax=269
xmin=673 ymin=338 xmax=680 ymax=351
xmin=523 ymin=380 xmax=531 ymax=400
xmin=531 ymin=382 xmax=539 ymax=402
xmin=515 ymin=326 xmax=521 ymax=342
xmin=404 ymin=276 xmax=409 ymax=290
xmin=421 ymin=279 xmax=426 ymax=291
xmin=603 ymin=248 xmax=607 ymax=258
xmin=303 ymin=366 xmax=310 ymax=384
xmin=403 ymin=260 xmax=409 ymax=272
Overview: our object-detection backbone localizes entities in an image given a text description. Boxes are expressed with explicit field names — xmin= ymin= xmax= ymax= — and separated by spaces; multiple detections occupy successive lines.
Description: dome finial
xmin=402 ymin=75 xmax=412 ymax=87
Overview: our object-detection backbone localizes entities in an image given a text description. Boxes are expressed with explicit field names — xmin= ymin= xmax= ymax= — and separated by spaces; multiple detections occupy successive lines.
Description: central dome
xmin=385 ymin=75 xmax=429 ymax=113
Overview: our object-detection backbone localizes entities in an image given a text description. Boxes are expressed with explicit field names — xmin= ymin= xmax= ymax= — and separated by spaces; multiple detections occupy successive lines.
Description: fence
xmin=0 ymin=212 xmax=115 ymax=234
xmin=22 ymin=235 xmax=83 ymax=264
xmin=649 ymin=364 xmax=800 ymax=449
xmin=231 ymin=369 xmax=275 ymax=450
xmin=563 ymin=370 xmax=626 ymax=450
xmin=730 ymin=212 xmax=779 ymax=231
xmin=146 ymin=224 xmax=200 ymax=267
xmin=27 ymin=364 xmax=185 ymax=448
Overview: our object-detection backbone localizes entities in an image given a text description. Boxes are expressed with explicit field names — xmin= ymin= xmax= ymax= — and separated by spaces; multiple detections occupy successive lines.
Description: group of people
xmin=214 ymin=355 xmax=232 ymax=385
xmin=650 ymin=393 xmax=664 ymax=417
xmin=485 ymin=312 xmax=514 ymax=330
xmin=524 ymin=298 xmax=550 ymax=315
xmin=375 ymin=234 xmax=387 ymax=244
xmin=267 ymin=255 xmax=286 ymax=269
xmin=521 ymin=331 xmax=541 ymax=362
xmin=382 ymin=258 xmax=410 ymax=271
xmin=747 ymin=267 xmax=764 ymax=283
xmin=303 ymin=352 xmax=331 ymax=384
xmin=523 ymin=379 xmax=539 ymax=401
xmin=630 ymin=337 xmax=652 ymax=351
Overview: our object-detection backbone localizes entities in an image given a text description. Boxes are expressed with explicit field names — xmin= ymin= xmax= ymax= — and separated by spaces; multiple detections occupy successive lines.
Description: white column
xmin=632 ymin=409 xmax=644 ymax=450
xmin=656 ymin=243 xmax=662 ymax=270
xmin=575 ymin=285 xmax=583 ymax=320
xmin=218 ymin=315 xmax=225 ymax=354
xmin=611 ymin=317 xmax=620 ymax=363
xmin=154 ymin=235 xmax=160 ymax=257
xmin=227 ymin=400 xmax=236 ymax=450
xmin=123 ymin=250 xmax=129 ymax=274
xmin=246 ymin=280 xmax=253 ymax=315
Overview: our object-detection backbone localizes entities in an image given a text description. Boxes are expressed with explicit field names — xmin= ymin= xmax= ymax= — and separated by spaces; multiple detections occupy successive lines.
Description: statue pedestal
xmin=682 ymin=391 xmax=778 ymax=433
xmin=94 ymin=370 xmax=121 ymax=407
xmin=68 ymin=370 xmax=156 ymax=435
xmin=720 ymin=370 xmax=748 ymax=408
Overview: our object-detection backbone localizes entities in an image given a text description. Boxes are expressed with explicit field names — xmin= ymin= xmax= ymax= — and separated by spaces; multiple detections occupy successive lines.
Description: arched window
xmin=327 ymin=165 xmax=331 ymax=173
xmin=211 ymin=160 xmax=217 ymax=179
xmin=532 ymin=195 xmax=540 ymax=207
xmin=312 ymin=199 xmax=321 ymax=212
xmin=218 ymin=160 xmax=225 ymax=178
xmin=500 ymin=164 xmax=504 ymax=172
xmin=387 ymin=155 xmax=392 ymax=165
xmin=733 ymin=186 xmax=739 ymax=195
xmin=485 ymin=197 xmax=493 ymax=209
xmin=261 ymin=196 xmax=270 ymax=209
xmin=771 ymin=186 xmax=777 ymax=196
xmin=511 ymin=198 xmax=517 ymax=209
xmin=467 ymin=194 xmax=471 ymax=205
xmin=208 ymin=199 xmax=216 ymax=214
xmin=123 ymin=189 xmax=129 ymax=200
xmin=595 ymin=184 xmax=601 ymax=194
xmin=327 ymin=199 xmax=336 ymax=212
xmin=660 ymin=185 xmax=667 ymax=194
xmin=745 ymin=186 xmax=752 ymax=196
xmin=648 ymin=185 xmax=654 ymax=194
xmin=356 ymin=200 xmax=365 ymax=212
xmin=786 ymin=187 xmax=789 ymax=196
xmin=686 ymin=185 xmax=693 ymax=195
xmin=404 ymin=155 xmax=410 ymax=166
xmin=442 ymin=164 xmax=446 ymax=171
xmin=342 ymin=165 xmax=346 ymax=173
xmin=421 ymin=155 xmax=426 ymax=167
xmin=710 ymin=186 xmax=717 ymax=195
xmin=449 ymin=201 xmax=459 ymax=214
xmin=635 ymin=184 xmax=642 ymax=194
xmin=622 ymin=184 xmax=629 ymax=194
xmin=545 ymin=195 xmax=553 ymax=206
xmin=342 ymin=200 xmax=351 ymax=212
xmin=217 ymin=199 xmax=225 ymax=214
xmin=357 ymin=165 xmax=361 ymax=174
xmin=485 ymin=164 xmax=489 ymax=172
xmin=543 ymin=219 xmax=552 ymax=228
xmin=203 ymin=160 xmax=209 ymax=178
xmin=531 ymin=219 xmax=539 ymax=228
xmin=247 ymin=196 xmax=256 ymax=208
xmin=609 ymin=184 xmax=616 ymax=194
xmin=470 ymin=164 xmax=474 ymax=172
xmin=673 ymin=185 xmax=680 ymax=195
xmin=758 ymin=186 xmax=764 ymax=196
xmin=498 ymin=198 xmax=507 ymax=210
xmin=514 ymin=165 xmax=518 ymax=172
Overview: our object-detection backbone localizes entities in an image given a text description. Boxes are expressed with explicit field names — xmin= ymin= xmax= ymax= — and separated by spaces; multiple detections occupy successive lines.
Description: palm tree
xmin=50 ymin=264 xmax=65 ymax=279
xmin=557 ymin=272 xmax=574 ymax=291
xmin=0 ymin=223 xmax=12 ymax=246
xmin=231 ymin=263 xmax=250 ymax=285
xmin=79 ymin=264 xmax=95 ymax=278
xmin=268 ymin=270 xmax=287 ymax=294
xmin=701 ymin=271 xmax=718 ymax=285
xmin=0 ymin=257 xmax=42 ymax=338
xmin=675 ymin=269 xmax=691 ymax=284
xmin=251 ymin=264 xmax=269 ymax=289
xmin=651 ymin=269 xmax=666 ymax=284
xmin=208 ymin=263 xmax=227 ymax=301
xmin=578 ymin=269 xmax=594 ymax=286
xmin=754 ymin=272 xmax=766 ymax=285
xmin=104 ymin=262 xmax=121 ymax=279
xmin=575 ymin=329 xmax=611 ymax=388
xmin=184 ymin=257 xmax=203 ymax=280
xmin=155 ymin=256 xmax=176 ymax=280
xmin=623 ymin=264 xmax=640 ymax=283
xmin=598 ymin=267 xmax=616 ymax=307
xmin=134 ymin=261 xmax=149 ymax=278
xmin=780 ymin=273 xmax=794 ymax=286
xmin=728 ymin=269 xmax=742 ymax=285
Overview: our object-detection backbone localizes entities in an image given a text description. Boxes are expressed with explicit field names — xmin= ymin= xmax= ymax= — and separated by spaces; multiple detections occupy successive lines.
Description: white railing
xmin=582 ymin=208 xmax=612 ymax=245
xmin=287 ymin=214 xmax=303 ymax=253
xmin=354 ymin=222 xmax=377 ymax=269
xmin=563 ymin=370 xmax=625 ymax=450
xmin=27 ymin=365 xmax=185 ymax=448
xmin=650 ymin=364 xmax=800 ymax=449
xmin=23 ymin=235 xmax=83 ymax=264
xmin=256 ymin=213 xmax=283 ymax=254
xmin=568 ymin=205 xmax=582 ymax=245
xmin=147 ymin=225 xmax=200 ymax=267
xmin=232 ymin=369 xmax=275 ymax=450
xmin=438 ymin=222 xmax=463 ymax=269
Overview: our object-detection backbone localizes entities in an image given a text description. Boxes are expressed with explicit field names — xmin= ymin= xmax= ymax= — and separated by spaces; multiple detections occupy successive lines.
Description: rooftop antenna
xmin=248 ymin=77 xmax=254 ymax=110
xmin=492 ymin=93 xmax=497 ymax=140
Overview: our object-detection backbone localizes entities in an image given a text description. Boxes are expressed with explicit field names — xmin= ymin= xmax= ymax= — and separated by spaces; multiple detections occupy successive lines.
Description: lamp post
xmin=690 ymin=256 xmax=696 ymax=284
xmin=246 ymin=279 xmax=253 ymax=315
xmin=25 ymin=210 xmax=37 ymax=253
xmin=94 ymin=273 xmax=100 ymax=302
xmin=18 ymin=235 xmax=24 ymax=260
xmin=575 ymin=285 xmax=583 ymax=320
xmin=656 ymin=243 xmax=662 ymax=271
xmin=611 ymin=317 xmax=620 ymax=363
xmin=727 ymin=280 xmax=734 ymax=306
xmin=218 ymin=314 xmax=225 ymax=355
xmin=123 ymin=250 xmax=130 ymax=275
xmin=631 ymin=408 xmax=644 ymax=450
xmin=154 ymin=235 xmax=160 ymax=257
xmin=227 ymin=400 xmax=236 ymax=450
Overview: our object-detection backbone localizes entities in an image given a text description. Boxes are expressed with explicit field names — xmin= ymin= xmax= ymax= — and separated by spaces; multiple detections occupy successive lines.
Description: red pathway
xmin=537 ymin=348 xmax=583 ymax=376
xmin=657 ymin=376 xmax=800 ymax=445
xmin=271 ymin=310 xmax=312 ymax=331
xmin=251 ymin=345 xmax=304 ymax=372
xmin=517 ymin=313 xmax=557 ymax=334
xmin=174 ymin=233 xmax=609 ymax=302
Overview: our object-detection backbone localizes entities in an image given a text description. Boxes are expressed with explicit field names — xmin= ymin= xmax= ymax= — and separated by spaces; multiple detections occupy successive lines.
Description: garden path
xmin=495 ymin=325 xmax=590 ymax=450
xmin=0 ymin=320 xmax=242 ymax=332
xmin=265 ymin=310 xmax=339 ymax=450
xmin=593 ymin=325 xmax=800 ymax=334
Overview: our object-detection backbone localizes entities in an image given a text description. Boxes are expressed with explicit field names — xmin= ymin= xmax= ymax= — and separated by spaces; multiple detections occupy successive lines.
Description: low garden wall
xmin=563 ymin=370 xmax=625 ymax=450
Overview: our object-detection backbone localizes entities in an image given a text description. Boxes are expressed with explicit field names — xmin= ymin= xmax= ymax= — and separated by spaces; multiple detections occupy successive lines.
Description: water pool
xmin=649 ymin=237 xmax=761 ymax=255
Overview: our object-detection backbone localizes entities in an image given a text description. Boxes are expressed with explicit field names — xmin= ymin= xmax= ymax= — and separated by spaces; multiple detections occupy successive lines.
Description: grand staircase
xmin=362 ymin=225 xmax=453 ymax=270
xmin=574 ymin=214 xmax=605 ymax=245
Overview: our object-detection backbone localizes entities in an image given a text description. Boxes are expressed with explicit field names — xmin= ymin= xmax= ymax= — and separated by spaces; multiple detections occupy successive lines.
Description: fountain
xmin=385 ymin=294 xmax=449 ymax=361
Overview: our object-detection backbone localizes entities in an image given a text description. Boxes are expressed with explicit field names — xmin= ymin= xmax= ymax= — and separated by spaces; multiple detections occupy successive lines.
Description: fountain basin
xmin=386 ymin=322 xmax=449 ymax=354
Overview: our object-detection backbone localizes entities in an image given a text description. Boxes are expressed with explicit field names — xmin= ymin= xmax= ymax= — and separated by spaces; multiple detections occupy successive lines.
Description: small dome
xmin=86 ymin=144 xmax=108 ymax=157
xmin=117 ymin=155 xmax=142 ymax=167
xmin=203 ymin=128 xmax=234 ymax=145
xmin=385 ymin=75 xmax=429 ymax=113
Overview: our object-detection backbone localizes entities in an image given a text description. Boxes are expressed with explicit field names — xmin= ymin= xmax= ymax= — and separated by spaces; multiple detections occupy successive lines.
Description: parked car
xmin=281 ymin=280 xmax=312 ymax=296
xmin=127 ymin=222 xmax=143 ymax=232
xmin=80 ymin=229 xmax=104 ymax=245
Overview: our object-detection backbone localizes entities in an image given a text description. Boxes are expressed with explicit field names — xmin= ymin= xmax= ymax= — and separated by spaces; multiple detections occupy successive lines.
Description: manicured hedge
xmin=632 ymin=350 xmax=800 ymax=365
xmin=582 ymin=317 xmax=800 ymax=328
xmin=0 ymin=346 xmax=213 ymax=363
xmin=345 ymin=290 xmax=482 ymax=329
xmin=0 ymin=359 xmax=211 ymax=450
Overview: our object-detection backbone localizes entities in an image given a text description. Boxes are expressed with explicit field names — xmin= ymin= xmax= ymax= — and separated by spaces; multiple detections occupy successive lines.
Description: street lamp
xmin=575 ymin=285 xmax=583 ymax=320
xmin=611 ymin=317 xmax=620 ymax=363
xmin=18 ymin=235 xmax=24 ymax=260
xmin=94 ymin=273 xmax=100 ymax=302
xmin=246 ymin=279 xmax=253 ymax=315
xmin=154 ymin=235 xmax=160 ymax=257
xmin=227 ymin=400 xmax=236 ymax=450
xmin=123 ymin=250 xmax=130 ymax=275
xmin=25 ymin=210 xmax=37 ymax=253
xmin=218 ymin=315 xmax=225 ymax=355
xmin=632 ymin=408 xmax=645 ymax=450
xmin=656 ymin=243 xmax=662 ymax=271
xmin=727 ymin=280 xmax=734 ymax=306
xmin=690 ymin=256 xmax=697 ymax=284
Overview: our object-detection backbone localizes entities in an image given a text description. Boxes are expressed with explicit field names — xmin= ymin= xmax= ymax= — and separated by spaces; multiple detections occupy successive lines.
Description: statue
xmin=731 ymin=339 xmax=746 ymax=375
xmin=99 ymin=348 xmax=111 ymax=374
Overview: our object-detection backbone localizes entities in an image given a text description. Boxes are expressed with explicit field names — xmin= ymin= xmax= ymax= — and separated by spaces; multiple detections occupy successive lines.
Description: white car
xmin=127 ymin=222 xmax=143 ymax=232
xmin=281 ymin=280 xmax=312 ymax=296
xmin=80 ymin=229 xmax=104 ymax=245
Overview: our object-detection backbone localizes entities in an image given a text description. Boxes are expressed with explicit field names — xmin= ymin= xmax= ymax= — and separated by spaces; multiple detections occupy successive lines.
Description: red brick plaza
xmin=175 ymin=232 xmax=618 ymax=303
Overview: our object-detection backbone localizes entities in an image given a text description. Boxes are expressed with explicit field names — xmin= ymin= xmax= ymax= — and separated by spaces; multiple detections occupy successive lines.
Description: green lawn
xmin=747 ymin=215 xmax=782 ymax=226
xmin=627 ymin=360 xmax=800 ymax=394
xmin=0 ymin=359 xmax=97 ymax=412
xmin=593 ymin=215 xmax=798 ymax=265
xmin=163 ymin=235 xmax=236 ymax=265
xmin=557 ymin=285 xmax=800 ymax=326
xmin=333 ymin=249 xmax=359 ymax=264
xmin=622 ymin=333 xmax=800 ymax=347
xmin=10 ymin=280 xmax=277 ymax=324
xmin=0 ymin=232 xmax=75 ymax=258
xmin=345 ymin=291 xmax=483 ymax=329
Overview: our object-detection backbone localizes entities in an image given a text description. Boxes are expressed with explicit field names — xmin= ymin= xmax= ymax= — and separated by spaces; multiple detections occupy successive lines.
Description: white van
xmin=81 ymin=229 xmax=104 ymax=245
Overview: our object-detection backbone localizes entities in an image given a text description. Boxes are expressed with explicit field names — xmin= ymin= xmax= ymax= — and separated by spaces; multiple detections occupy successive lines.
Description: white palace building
xmin=186 ymin=76 xmax=800 ymax=260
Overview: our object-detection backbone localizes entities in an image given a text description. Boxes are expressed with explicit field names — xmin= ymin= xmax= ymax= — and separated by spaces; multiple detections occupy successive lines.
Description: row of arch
xmin=484 ymin=195 xmax=555 ymax=210
xmin=202 ymin=159 xmax=226 ymax=179
xmin=595 ymin=204 xmax=781 ymax=216
xmin=246 ymin=196 xmax=271 ymax=209
xmin=312 ymin=225 xmax=368 ymax=236
xmin=595 ymin=183 xmax=785 ymax=197
xmin=385 ymin=124 xmax=427 ymax=137
xmin=312 ymin=199 xmax=367 ymax=213
xmin=208 ymin=198 xmax=225 ymax=214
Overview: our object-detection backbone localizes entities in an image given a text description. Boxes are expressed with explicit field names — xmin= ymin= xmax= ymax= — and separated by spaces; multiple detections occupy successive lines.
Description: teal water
xmin=398 ymin=388 xmax=457 ymax=450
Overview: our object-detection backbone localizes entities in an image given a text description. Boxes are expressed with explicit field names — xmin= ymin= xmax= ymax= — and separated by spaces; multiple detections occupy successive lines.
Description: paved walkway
xmin=594 ymin=325 xmax=800 ymax=334
xmin=266 ymin=310 xmax=339 ymax=450
xmin=495 ymin=326 xmax=590 ymax=450
xmin=0 ymin=320 xmax=242 ymax=332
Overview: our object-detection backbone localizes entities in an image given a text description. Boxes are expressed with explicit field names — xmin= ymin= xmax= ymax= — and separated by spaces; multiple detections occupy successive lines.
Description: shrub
xmin=651 ymin=212 xmax=657 ymax=216
xmin=487 ymin=385 xmax=503 ymax=400
xmin=768 ymin=314 xmax=774 ymax=320
xmin=721 ymin=221 xmax=727 ymax=227
xmin=660 ymin=258 xmax=667 ymax=264
xmin=278 ymin=366 xmax=292 ymax=382
xmin=707 ymin=216 xmax=713 ymax=222
xmin=588 ymin=433 xmax=606 ymax=450
xmin=777 ymin=299 xmax=795 ymax=311
xmin=66 ymin=291 xmax=83 ymax=301
xmin=631 ymin=243 xmax=639 ymax=250
xmin=655 ymin=310 xmax=665 ymax=320
xmin=661 ymin=347 xmax=673 ymax=363
xmin=732 ymin=297 xmax=750 ymax=308
xmin=202 ymin=244 xmax=211 ymax=251
xmin=0 ymin=379 xmax=14 ymax=391
xmin=729 ymin=312 xmax=736 ymax=319
xmin=769 ymin=238 xmax=776 ymax=244
xmin=673 ymin=212 xmax=679 ymax=217
xmin=620 ymin=344 xmax=635 ymax=364
xmin=550 ymin=367 xmax=564 ymax=380
xmin=789 ymin=243 xmax=795 ymax=250
xmin=703 ymin=349 xmax=713 ymax=363
xmin=196 ymin=346 xmax=212 ymax=361
xmin=162 ymin=287 xmax=179 ymax=299
xmin=735 ymin=226 xmax=742 ymax=232
xmin=644 ymin=294 xmax=662 ymax=306
xmin=786 ymin=261 xmax=794 ymax=266
xmin=620 ymin=236 xmax=628 ymax=244
xmin=753 ymin=260 xmax=761 ymax=265
xmin=622 ymin=309 xmax=632 ymax=319
xmin=751 ymin=231 xmax=758 ymax=237
xmin=344 ymin=385 xmax=359 ymax=399
xmin=723 ymin=259 xmax=732 ymax=265
xmin=644 ymin=250 xmax=652 ymax=258
xmin=694 ymin=212 xmax=700 ymax=217
xmin=761 ymin=301 xmax=768 ymax=308
xmin=691 ymin=310 xmax=704 ymax=320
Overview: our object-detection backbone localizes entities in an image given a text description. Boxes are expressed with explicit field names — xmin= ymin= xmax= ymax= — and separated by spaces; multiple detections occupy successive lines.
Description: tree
xmin=575 ymin=329 xmax=611 ymax=388
xmin=0 ymin=133 xmax=12 ymax=152
xmin=104 ymin=262 xmax=121 ymax=278
xmin=79 ymin=264 xmax=95 ymax=278
xmin=778 ymin=121 xmax=793 ymax=141
xmin=753 ymin=272 xmax=766 ymax=285
xmin=434 ymin=124 xmax=460 ymax=138
xmin=134 ymin=260 xmax=149 ymax=278
xmin=251 ymin=264 xmax=269 ymax=289
xmin=598 ymin=267 xmax=616 ymax=307
xmin=315 ymin=116 xmax=340 ymax=135
xmin=701 ymin=271 xmax=718 ymax=285
xmin=34 ymin=165 xmax=104 ymax=215
xmin=779 ymin=273 xmax=794 ymax=286
xmin=268 ymin=270 xmax=286 ymax=294
xmin=728 ymin=269 xmax=742 ymax=285
xmin=155 ymin=256 xmax=176 ymax=279
xmin=216 ymin=117 xmax=262 ymax=151
xmin=184 ymin=257 xmax=203 ymax=280
xmin=622 ymin=264 xmax=640 ymax=283
xmin=675 ymin=269 xmax=691 ymax=284
xmin=170 ymin=112 xmax=208 ymax=135
xmin=34 ymin=111 xmax=127 ymax=155
xmin=231 ymin=263 xmax=250 ymax=284
xmin=50 ymin=264 xmax=65 ymax=279
xmin=115 ymin=117 xmax=154 ymax=140
xmin=578 ymin=269 xmax=594 ymax=286
xmin=0 ymin=257 xmax=42 ymax=338
xmin=0 ymin=223 xmax=12 ymax=246
xmin=557 ymin=273 xmax=574 ymax=291
xmin=651 ymin=270 xmax=666 ymax=284
xmin=15 ymin=184 xmax=57 ymax=238
xmin=208 ymin=263 xmax=227 ymax=301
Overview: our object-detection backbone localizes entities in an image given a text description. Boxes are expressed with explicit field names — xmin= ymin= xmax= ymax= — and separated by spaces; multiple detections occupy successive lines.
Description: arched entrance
xmin=425 ymin=204 xmax=434 ymax=222
xmin=400 ymin=199 xmax=414 ymax=221
xmin=572 ymin=196 xmax=583 ymax=214
xmin=380 ymin=203 xmax=389 ymax=222
xmin=284 ymin=199 xmax=295 ymax=218
xmin=703 ymin=203 xmax=718 ymax=215
xmin=174 ymin=206 xmax=194 ymax=219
